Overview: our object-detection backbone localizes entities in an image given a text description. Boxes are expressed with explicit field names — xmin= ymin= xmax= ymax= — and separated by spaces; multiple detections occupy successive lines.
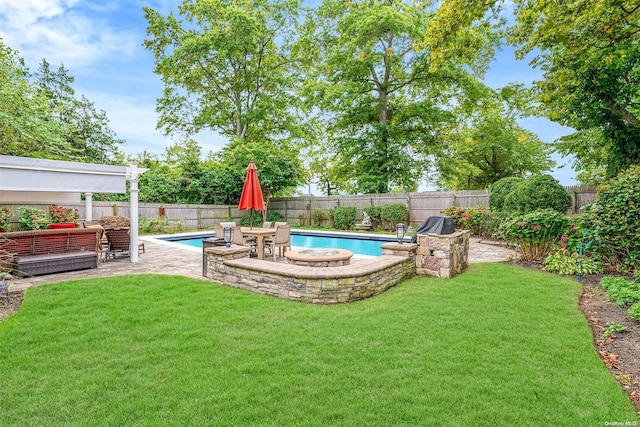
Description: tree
xmin=33 ymin=60 xmax=125 ymax=164
xmin=0 ymin=41 xmax=68 ymax=158
xmin=436 ymin=88 xmax=554 ymax=189
xmin=143 ymin=0 xmax=307 ymax=148
xmin=302 ymin=0 xmax=496 ymax=193
xmin=429 ymin=0 xmax=640 ymax=181
xmin=217 ymin=139 xmax=305 ymax=206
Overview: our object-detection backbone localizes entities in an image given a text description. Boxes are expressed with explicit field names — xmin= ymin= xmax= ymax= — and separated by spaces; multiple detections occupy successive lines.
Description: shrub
xmin=489 ymin=177 xmax=523 ymax=212
xmin=326 ymin=208 xmax=336 ymax=229
xmin=362 ymin=206 xmax=382 ymax=228
xmin=48 ymin=204 xmax=79 ymax=224
xmin=0 ymin=207 xmax=13 ymax=230
xmin=240 ymin=211 xmax=263 ymax=227
xmin=380 ymin=204 xmax=408 ymax=230
xmin=266 ymin=212 xmax=284 ymax=223
xmin=18 ymin=206 xmax=49 ymax=230
xmin=600 ymin=277 xmax=640 ymax=308
xmin=441 ymin=206 xmax=488 ymax=235
xmin=311 ymin=209 xmax=327 ymax=227
xmin=543 ymin=250 xmax=604 ymax=275
xmin=139 ymin=216 xmax=170 ymax=234
xmin=334 ymin=206 xmax=356 ymax=230
xmin=584 ymin=165 xmax=640 ymax=272
xmin=478 ymin=211 xmax=509 ymax=238
xmin=98 ymin=216 xmax=130 ymax=228
xmin=502 ymin=174 xmax=572 ymax=214
xmin=497 ymin=209 xmax=569 ymax=261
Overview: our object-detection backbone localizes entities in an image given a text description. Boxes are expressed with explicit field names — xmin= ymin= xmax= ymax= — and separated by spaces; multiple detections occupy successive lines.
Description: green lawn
xmin=1 ymin=263 xmax=637 ymax=426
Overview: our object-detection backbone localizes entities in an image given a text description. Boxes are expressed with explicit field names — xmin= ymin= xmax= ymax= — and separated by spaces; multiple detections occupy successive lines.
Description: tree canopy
xmin=430 ymin=0 xmax=640 ymax=182
xmin=0 ymin=40 xmax=124 ymax=164
xmin=0 ymin=41 xmax=68 ymax=158
xmin=143 ymin=0 xmax=308 ymax=147
xmin=300 ymin=0 xmax=499 ymax=193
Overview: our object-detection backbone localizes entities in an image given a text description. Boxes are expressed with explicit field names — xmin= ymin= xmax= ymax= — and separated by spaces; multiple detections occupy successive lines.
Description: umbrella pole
xmin=250 ymin=208 xmax=253 ymax=229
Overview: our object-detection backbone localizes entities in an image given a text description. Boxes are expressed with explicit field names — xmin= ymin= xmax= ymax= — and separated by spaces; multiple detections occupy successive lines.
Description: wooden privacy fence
xmin=0 ymin=186 xmax=597 ymax=231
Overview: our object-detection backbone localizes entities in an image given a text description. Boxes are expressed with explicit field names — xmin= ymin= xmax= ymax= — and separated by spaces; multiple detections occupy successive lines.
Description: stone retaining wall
xmin=203 ymin=232 xmax=469 ymax=303
xmin=204 ymin=245 xmax=416 ymax=304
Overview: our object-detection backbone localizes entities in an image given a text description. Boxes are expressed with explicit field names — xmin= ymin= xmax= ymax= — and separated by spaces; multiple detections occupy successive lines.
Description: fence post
xmin=197 ymin=206 xmax=202 ymax=229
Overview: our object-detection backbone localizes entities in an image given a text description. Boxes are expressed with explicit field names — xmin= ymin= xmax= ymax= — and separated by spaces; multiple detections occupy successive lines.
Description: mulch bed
xmin=577 ymin=272 xmax=640 ymax=411
xmin=1 ymin=265 xmax=639 ymax=411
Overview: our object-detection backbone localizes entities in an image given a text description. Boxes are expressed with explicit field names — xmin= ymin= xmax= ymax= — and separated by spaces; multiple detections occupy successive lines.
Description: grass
xmin=0 ymin=263 xmax=638 ymax=426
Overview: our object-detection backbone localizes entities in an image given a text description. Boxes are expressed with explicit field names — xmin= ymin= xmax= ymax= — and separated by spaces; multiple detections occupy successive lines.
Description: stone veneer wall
xmin=204 ymin=244 xmax=416 ymax=304
xmin=415 ymin=230 xmax=469 ymax=278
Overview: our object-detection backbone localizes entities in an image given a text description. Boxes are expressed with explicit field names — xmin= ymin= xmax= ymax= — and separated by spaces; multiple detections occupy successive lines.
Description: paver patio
xmin=6 ymin=236 xmax=515 ymax=293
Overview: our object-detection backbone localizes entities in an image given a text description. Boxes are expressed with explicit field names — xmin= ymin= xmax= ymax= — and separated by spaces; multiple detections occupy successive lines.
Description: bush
xmin=334 ymin=206 xmax=356 ymax=230
xmin=629 ymin=303 xmax=640 ymax=321
xmin=266 ymin=212 xmax=284 ymax=223
xmin=441 ymin=206 xmax=488 ymax=236
xmin=497 ymin=209 xmax=569 ymax=261
xmin=326 ymin=208 xmax=336 ymax=229
xmin=139 ymin=216 xmax=170 ymax=234
xmin=543 ymin=250 xmax=604 ymax=275
xmin=502 ymin=174 xmax=572 ymax=214
xmin=362 ymin=206 xmax=382 ymax=228
xmin=240 ymin=211 xmax=263 ymax=227
xmin=0 ymin=207 xmax=13 ymax=230
xmin=48 ymin=204 xmax=79 ymax=224
xmin=311 ymin=209 xmax=327 ymax=227
xmin=98 ymin=216 xmax=130 ymax=228
xmin=380 ymin=204 xmax=408 ymax=230
xmin=478 ymin=211 xmax=509 ymax=238
xmin=585 ymin=165 xmax=640 ymax=272
xmin=600 ymin=276 xmax=640 ymax=308
xmin=489 ymin=177 xmax=523 ymax=212
xmin=18 ymin=206 xmax=49 ymax=230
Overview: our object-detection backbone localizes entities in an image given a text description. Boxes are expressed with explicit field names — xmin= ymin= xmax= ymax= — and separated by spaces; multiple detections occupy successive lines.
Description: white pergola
xmin=0 ymin=155 xmax=148 ymax=262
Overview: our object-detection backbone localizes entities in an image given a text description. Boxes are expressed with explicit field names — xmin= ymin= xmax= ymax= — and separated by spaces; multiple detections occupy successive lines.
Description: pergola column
xmin=84 ymin=192 xmax=93 ymax=221
xmin=126 ymin=164 xmax=146 ymax=263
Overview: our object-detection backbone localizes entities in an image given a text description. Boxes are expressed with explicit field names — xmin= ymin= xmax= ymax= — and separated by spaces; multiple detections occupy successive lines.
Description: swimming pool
xmin=158 ymin=230 xmax=400 ymax=257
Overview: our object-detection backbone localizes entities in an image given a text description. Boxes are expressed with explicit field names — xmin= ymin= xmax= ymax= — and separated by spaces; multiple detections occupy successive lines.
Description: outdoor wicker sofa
xmin=1 ymin=228 xmax=100 ymax=278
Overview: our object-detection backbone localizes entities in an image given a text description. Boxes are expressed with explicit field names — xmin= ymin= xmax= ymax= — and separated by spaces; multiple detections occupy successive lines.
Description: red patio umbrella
xmin=238 ymin=162 xmax=266 ymax=228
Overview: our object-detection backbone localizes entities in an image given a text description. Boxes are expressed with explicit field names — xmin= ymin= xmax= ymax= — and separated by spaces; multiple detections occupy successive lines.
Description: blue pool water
xmin=161 ymin=231 xmax=398 ymax=256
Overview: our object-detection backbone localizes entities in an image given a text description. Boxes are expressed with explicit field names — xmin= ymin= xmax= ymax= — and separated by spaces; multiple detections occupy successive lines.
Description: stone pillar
xmin=380 ymin=241 xmax=418 ymax=260
xmin=204 ymin=245 xmax=252 ymax=280
xmin=415 ymin=230 xmax=469 ymax=278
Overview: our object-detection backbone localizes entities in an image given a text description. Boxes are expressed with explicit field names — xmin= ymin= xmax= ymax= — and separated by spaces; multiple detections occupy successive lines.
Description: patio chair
xmin=233 ymin=226 xmax=258 ymax=251
xmin=264 ymin=224 xmax=291 ymax=261
xmin=262 ymin=221 xmax=272 ymax=228
xmin=83 ymin=222 xmax=108 ymax=261
xmin=104 ymin=227 xmax=145 ymax=261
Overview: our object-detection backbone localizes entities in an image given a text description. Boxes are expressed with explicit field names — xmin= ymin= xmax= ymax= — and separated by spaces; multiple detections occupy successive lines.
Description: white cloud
xmin=82 ymin=88 xmax=228 ymax=159
xmin=0 ymin=0 xmax=138 ymax=70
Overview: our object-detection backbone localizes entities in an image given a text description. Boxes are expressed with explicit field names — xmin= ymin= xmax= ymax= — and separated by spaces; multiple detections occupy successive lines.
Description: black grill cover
xmin=410 ymin=216 xmax=455 ymax=242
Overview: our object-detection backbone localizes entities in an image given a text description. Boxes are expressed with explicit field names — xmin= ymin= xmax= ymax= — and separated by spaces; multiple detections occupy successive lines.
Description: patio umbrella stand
xmin=238 ymin=162 xmax=266 ymax=229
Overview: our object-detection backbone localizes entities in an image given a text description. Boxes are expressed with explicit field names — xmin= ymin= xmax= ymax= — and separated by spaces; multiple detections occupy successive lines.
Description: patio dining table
xmin=240 ymin=227 xmax=276 ymax=260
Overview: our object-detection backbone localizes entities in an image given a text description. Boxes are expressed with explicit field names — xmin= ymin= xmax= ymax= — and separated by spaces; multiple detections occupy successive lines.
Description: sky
xmin=0 ymin=0 xmax=578 ymax=190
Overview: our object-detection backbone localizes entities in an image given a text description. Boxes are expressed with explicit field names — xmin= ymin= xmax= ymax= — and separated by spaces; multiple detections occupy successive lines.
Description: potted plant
xmin=0 ymin=207 xmax=12 ymax=232
xmin=47 ymin=204 xmax=79 ymax=229
xmin=18 ymin=206 xmax=49 ymax=230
